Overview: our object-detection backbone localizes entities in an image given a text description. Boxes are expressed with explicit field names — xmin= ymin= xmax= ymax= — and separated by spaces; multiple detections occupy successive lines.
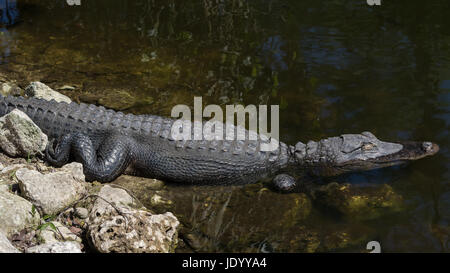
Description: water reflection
xmin=0 ymin=0 xmax=19 ymax=63
xmin=0 ymin=0 xmax=19 ymax=26
xmin=260 ymin=35 xmax=288 ymax=71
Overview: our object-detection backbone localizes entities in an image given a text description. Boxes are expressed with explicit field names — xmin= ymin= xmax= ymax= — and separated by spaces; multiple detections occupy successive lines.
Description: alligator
xmin=0 ymin=94 xmax=439 ymax=190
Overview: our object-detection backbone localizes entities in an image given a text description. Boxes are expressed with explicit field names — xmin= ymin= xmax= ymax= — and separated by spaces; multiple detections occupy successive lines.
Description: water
xmin=0 ymin=0 xmax=448 ymax=252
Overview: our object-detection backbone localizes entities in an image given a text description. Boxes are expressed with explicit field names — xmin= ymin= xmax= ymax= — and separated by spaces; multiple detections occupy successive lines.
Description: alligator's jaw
xmin=294 ymin=132 xmax=440 ymax=177
xmin=327 ymin=141 xmax=439 ymax=176
xmin=366 ymin=141 xmax=439 ymax=166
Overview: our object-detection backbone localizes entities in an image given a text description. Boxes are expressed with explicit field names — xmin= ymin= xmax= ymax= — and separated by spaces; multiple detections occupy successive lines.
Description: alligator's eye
xmin=361 ymin=143 xmax=376 ymax=151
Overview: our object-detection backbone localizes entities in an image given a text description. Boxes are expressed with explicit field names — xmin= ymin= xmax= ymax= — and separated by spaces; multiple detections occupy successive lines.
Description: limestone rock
xmin=25 ymin=82 xmax=71 ymax=103
xmin=88 ymin=185 xmax=180 ymax=253
xmin=38 ymin=221 xmax=82 ymax=245
xmin=0 ymin=109 xmax=48 ymax=157
xmin=16 ymin=163 xmax=87 ymax=215
xmin=74 ymin=207 xmax=89 ymax=219
xmin=312 ymin=183 xmax=404 ymax=220
xmin=0 ymin=190 xmax=40 ymax=236
xmin=0 ymin=82 xmax=22 ymax=97
xmin=0 ymin=231 xmax=20 ymax=253
xmin=1 ymin=164 xmax=27 ymax=174
xmin=25 ymin=241 xmax=82 ymax=253
xmin=91 ymin=184 xmax=137 ymax=209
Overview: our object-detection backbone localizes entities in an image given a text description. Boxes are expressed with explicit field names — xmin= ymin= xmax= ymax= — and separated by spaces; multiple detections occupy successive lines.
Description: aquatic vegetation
xmin=312 ymin=183 xmax=405 ymax=221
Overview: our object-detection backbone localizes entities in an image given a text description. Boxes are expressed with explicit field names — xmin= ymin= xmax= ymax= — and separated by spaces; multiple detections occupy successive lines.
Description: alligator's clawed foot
xmin=45 ymin=136 xmax=70 ymax=167
xmin=272 ymin=174 xmax=297 ymax=192
xmin=45 ymin=139 xmax=67 ymax=167
xmin=45 ymin=139 xmax=56 ymax=158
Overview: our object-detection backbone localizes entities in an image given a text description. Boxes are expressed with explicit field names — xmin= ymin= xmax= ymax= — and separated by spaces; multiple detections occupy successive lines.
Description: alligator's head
xmin=293 ymin=131 xmax=439 ymax=176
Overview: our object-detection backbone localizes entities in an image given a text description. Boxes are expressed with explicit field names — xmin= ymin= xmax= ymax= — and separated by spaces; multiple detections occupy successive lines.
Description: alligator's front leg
xmin=272 ymin=174 xmax=297 ymax=192
xmin=46 ymin=133 xmax=132 ymax=182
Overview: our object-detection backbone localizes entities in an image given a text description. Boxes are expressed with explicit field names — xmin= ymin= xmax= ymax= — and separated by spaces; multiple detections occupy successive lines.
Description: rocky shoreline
xmin=0 ymin=81 xmax=410 ymax=253
xmin=0 ymin=82 xmax=180 ymax=253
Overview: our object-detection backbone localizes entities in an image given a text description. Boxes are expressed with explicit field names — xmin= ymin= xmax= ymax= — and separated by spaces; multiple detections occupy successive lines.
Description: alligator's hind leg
xmin=46 ymin=133 xmax=132 ymax=182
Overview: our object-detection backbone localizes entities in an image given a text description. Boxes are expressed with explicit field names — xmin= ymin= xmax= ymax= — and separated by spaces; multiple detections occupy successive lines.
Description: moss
xmin=279 ymin=194 xmax=312 ymax=228
xmin=282 ymin=226 xmax=320 ymax=253
xmin=320 ymin=224 xmax=374 ymax=252
xmin=313 ymin=182 xmax=404 ymax=220
xmin=97 ymin=89 xmax=136 ymax=111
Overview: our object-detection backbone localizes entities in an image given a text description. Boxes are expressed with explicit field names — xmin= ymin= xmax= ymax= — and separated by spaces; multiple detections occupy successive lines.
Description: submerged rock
xmin=312 ymin=183 xmax=404 ymax=220
xmin=283 ymin=226 xmax=321 ymax=253
xmin=112 ymin=175 xmax=169 ymax=213
xmin=0 ymin=190 xmax=40 ymax=236
xmin=0 ymin=231 xmax=20 ymax=253
xmin=164 ymin=184 xmax=312 ymax=252
xmin=25 ymin=241 xmax=82 ymax=253
xmin=319 ymin=223 xmax=375 ymax=252
xmin=16 ymin=163 xmax=87 ymax=215
xmin=0 ymin=109 xmax=48 ymax=157
xmin=25 ymin=82 xmax=71 ymax=103
xmin=114 ymin=175 xmax=165 ymax=191
xmin=80 ymin=83 xmax=138 ymax=111
xmin=0 ymin=82 xmax=23 ymax=97
xmin=88 ymin=185 xmax=180 ymax=253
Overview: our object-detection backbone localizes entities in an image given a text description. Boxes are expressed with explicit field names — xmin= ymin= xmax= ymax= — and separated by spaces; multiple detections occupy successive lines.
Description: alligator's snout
xmin=369 ymin=140 xmax=439 ymax=165
xmin=297 ymin=133 xmax=440 ymax=177
xmin=422 ymin=141 xmax=439 ymax=155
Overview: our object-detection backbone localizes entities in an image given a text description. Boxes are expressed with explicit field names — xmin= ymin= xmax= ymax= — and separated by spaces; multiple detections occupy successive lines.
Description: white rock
xmin=74 ymin=207 xmax=89 ymax=219
xmin=25 ymin=82 xmax=71 ymax=103
xmin=1 ymin=164 xmax=27 ymax=174
xmin=88 ymin=185 xmax=179 ymax=253
xmin=0 ymin=190 xmax=40 ymax=236
xmin=16 ymin=163 xmax=87 ymax=215
xmin=25 ymin=241 xmax=82 ymax=253
xmin=0 ymin=109 xmax=48 ymax=157
xmin=150 ymin=194 xmax=172 ymax=207
xmin=92 ymin=185 xmax=137 ymax=210
xmin=0 ymin=182 xmax=8 ymax=192
xmin=0 ymin=231 xmax=20 ymax=253
xmin=39 ymin=221 xmax=82 ymax=245
xmin=0 ymin=82 xmax=21 ymax=97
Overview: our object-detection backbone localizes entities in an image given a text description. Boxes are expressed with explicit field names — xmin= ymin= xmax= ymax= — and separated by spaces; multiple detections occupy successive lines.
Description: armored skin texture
xmin=0 ymin=95 xmax=440 ymax=186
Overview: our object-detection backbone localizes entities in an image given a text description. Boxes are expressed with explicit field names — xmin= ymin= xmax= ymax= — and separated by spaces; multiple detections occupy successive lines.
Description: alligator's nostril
xmin=422 ymin=142 xmax=433 ymax=152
